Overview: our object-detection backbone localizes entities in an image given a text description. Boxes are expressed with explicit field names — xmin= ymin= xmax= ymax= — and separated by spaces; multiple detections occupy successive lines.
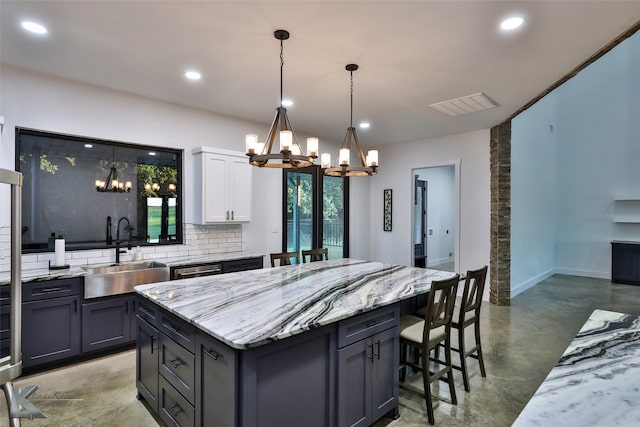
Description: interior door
xmin=414 ymin=176 xmax=427 ymax=268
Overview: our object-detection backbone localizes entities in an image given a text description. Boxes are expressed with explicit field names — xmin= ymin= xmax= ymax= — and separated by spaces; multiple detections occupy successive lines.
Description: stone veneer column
xmin=490 ymin=120 xmax=511 ymax=305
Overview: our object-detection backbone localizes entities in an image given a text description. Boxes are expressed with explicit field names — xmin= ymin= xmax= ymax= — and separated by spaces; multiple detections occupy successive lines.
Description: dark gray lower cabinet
xmin=82 ymin=295 xmax=136 ymax=353
xmin=196 ymin=331 xmax=237 ymax=427
xmin=22 ymin=294 xmax=81 ymax=369
xmin=137 ymin=315 xmax=160 ymax=414
xmin=611 ymin=241 xmax=640 ymax=285
xmin=136 ymin=295 xmax=399 ymax=427
xmin=1 ymin=286 xmax=9 ymax=358
xmin=337 ymin=308 xmax=399 ymax=427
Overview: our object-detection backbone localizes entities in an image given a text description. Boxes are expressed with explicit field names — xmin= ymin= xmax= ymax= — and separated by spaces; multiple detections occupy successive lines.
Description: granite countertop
xmin=0 ymin=252 xmax=264 ymax=285
xmin=513 ymin=309 xmax=640 ymax=426
xmin=135 ymin=258 xmax=458 ymax=350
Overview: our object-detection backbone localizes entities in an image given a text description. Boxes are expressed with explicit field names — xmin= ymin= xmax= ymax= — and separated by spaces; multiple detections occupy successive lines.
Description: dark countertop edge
xmin=0 ymin=252 xmax=265 ymax=286
xmin=611 ymin=240 xmax=640 ymax=244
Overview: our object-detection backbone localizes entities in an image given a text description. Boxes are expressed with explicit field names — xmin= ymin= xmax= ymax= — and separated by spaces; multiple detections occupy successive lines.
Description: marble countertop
xmin=135 ymin=258 xmax=458 ymax=350
xmin=513 ymin=309 xmax=640 ymax=426
xmin=0 ymin=252 xmax=263 ymax=285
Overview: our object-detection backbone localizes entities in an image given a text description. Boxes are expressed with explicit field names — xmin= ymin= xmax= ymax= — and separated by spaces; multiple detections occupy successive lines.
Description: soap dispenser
xmin=133 ymin=246 xmax=144 ymax=261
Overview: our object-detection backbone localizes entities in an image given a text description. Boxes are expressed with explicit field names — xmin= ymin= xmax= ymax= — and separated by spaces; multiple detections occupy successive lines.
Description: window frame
xmin=281 ymin=165 xmax=349 ymax=257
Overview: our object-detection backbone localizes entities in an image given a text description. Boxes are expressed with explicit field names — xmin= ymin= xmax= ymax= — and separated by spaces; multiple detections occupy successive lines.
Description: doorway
xmin=283 ymin=166 xmax=349 ymax=261
xmin=412 ymin=164 xmax=456 ymax=271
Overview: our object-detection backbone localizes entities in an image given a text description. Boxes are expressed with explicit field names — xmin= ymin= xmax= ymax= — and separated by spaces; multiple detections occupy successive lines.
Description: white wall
xmin=512 ymin=32 xmax=640 ymax=285
xmin=415 ymin=166 xmax=455 ymax=266
xmin=0 ymin=65 xmax=344 ymax=268
xmin=511 ymin=92 xmax=558 ymax=296
xmin=368 ymin=129 xmax=490 ymax=276
xmin=555 ymin=33 xmax=640 ymax=278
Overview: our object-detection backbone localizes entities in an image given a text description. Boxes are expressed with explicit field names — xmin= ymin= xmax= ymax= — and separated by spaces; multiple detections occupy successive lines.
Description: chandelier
xmin=322 ymin=64 xmax=378 ymax=177
xmin=245 ymin=29 xmax=318 ymax=168
xmin=95 ymin=147 xmax=132 ymax=192
xmin=144 ymin=181 xmax=177 ymax=197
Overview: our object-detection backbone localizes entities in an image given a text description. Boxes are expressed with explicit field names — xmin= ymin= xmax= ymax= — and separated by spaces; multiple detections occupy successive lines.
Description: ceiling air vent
xmin=429 ymin=92 xmax=498 ymax=116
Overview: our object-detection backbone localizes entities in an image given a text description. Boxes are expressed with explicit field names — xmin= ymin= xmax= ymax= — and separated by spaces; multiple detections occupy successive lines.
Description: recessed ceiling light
xmin=184 ymin=70 xmax=201 ymax=81
xmin=149 ymin=152 xmax=157 ymax=156
xmin=500 ymin=16 xmax=525 ymax=31
xmin=359 ymin=122 xmax=370 ymax=129
xmin=21 ymin=21 xmax=48 ymax=35
xmin=84 ymin=144 xmax=93 ymax=148
xmin=282 ymin=99 xmax=294 ymax=107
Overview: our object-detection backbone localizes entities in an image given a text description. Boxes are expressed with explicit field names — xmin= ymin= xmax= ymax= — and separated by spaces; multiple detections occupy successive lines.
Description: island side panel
xmin=196 ymin=330 xmax=238 ymax=427
xmin=240 ymin=324 xmax=337 ymax=427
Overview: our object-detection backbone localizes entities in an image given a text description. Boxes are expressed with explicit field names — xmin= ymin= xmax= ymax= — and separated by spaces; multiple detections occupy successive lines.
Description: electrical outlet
xmin=272 ymin=224 xmax=279 ymax=233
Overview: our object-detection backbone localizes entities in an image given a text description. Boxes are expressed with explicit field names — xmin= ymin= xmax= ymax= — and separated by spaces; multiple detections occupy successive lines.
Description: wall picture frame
xmin=383 ymin=189 xmax=392 ymax=231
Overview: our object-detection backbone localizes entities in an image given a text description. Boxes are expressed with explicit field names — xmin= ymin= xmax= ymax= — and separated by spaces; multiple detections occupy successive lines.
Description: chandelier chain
xmin=350 ymin=70 xmax=354 ymax=128
xmin=280 ymin=40 xmax=284 ymax=106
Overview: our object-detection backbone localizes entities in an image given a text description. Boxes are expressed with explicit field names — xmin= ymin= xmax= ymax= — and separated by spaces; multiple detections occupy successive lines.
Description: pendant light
xmin=95 ymin=146 xmax=132 ymax=193
xmin=245 ymin=29 xmax=318 ymax=168
xmin=322 ymin=64 xmax=378 ymax=177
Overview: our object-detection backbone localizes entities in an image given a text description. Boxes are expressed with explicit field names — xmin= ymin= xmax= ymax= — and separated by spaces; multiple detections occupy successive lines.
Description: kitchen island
xmin=513 ymin=309 xmax=640 ymax=426
xmin=135 ymin=258 xmax=457 ymax=427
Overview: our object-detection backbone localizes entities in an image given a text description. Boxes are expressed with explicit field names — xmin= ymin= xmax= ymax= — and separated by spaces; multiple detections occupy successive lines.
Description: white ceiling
xmin=2 ymin=1 xmax=640 ymax=148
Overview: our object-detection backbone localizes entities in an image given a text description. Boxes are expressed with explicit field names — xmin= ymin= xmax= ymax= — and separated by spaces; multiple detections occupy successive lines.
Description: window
xmin=16 ymin=128 xmax=183 ymax=252
xmin=283 ymin=166 xmax=349 ymax=260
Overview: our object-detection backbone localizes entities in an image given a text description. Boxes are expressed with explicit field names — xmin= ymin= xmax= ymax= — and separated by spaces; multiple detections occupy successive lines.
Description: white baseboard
xmin=554 ymin=267 xmax=610 ymax=280
xmin=427 ymin=256 xmax=452 ymax=267
xmin=511 ymin=268 xmax=555 ymax=297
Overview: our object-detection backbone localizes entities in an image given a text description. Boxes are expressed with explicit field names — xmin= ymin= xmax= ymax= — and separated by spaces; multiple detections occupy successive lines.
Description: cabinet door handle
xmin=164 ymin=323 xmax=180 ymax=334
xmin=368 ymin=343 xmax=374 ymax=364
xmin=168 ymin=358 xmax=184 ymax=369
xmin=74 ymin=299 xmax=78 ymax=313
xmin=226 ymin=210 xmax=230 ymax=220
xmin=40 ymin=287 xmax=63 ymax=293
xmin=231 ymin=210 xmax=234 ymax=220
xmin=204 ymin=348 xmax=223 ymax=361
xmin=376 ymin=340 xmax=381 ymax=360
xmin=169 ymin=404 xmax=184 ymax=418
xmin=151 ymin=335 xmax=158 ymax=354
xmin=124 ymin=301 xmax=129 ymax=313
xmin=139 ymin=306 xmax=153 ymax=317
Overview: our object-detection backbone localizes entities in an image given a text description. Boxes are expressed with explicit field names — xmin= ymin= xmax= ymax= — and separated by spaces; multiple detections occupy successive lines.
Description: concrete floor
xmin=2 ymin=274 xmax=640 ymax=426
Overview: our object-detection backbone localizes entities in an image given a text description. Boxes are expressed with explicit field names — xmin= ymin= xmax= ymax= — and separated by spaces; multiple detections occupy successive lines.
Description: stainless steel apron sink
xmin=82 ymin=261 xmax=169 ymax=299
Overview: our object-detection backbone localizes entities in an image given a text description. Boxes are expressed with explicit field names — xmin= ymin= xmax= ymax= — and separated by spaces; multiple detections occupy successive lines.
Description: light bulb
xmin=280 ymin=130 xmax=292 ymax=152
xmin=245 ymin=134 xmax=258 ymax=154
xmin=307 ymin=138 xmax=318 ymax=157
xmin=367 ymin=150 xmax=378 ymax=167
xmin=339 ymin=148 xmax=350 ymax=166
xmin=321 ymin=153 xmax=331 ymax=169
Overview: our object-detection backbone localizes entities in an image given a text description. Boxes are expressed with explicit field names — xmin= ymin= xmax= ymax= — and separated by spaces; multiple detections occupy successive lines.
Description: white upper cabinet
xmin=193 ymin=147 xmax=252 ymax=224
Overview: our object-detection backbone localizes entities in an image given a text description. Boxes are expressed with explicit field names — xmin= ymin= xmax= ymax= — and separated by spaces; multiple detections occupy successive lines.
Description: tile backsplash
xmin=0 ymin=223 xmax=242 ymax=271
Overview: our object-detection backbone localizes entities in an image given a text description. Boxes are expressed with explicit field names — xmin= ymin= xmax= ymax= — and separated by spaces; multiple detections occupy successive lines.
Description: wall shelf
xmin=613 ymin=199 xmax=640 ymax=223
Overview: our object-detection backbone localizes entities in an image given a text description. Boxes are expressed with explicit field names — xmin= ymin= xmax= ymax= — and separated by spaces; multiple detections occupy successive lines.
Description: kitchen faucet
xmin=115 ymin=216 xmax=134 ymax=265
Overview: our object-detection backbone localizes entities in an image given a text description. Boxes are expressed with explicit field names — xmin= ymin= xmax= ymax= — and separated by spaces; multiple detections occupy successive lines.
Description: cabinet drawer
xmin=160 ymin=334 xmax=195 ymax=404
xmin=222 ymin=257 xmax=263 ymax=273
xmin=1 ymin=304 xmax=11 ymax=341
xmin=338 ymin=305 xmax=399 ymax=349
xmin=23 ymin=278 xmax=81 ymax=302
xmin=137 ymin=296 xmax=161 ymax=328
xmin=0 ymin=285 xmax=9 ymax=306
xmin=159 ymin=375 xmax=195 ymax=427
xmin=159 ymin=311 xmax=195 ymax=353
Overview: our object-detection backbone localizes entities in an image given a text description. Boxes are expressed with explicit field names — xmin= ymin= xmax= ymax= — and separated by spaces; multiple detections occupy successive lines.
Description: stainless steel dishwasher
xmin=170 ymin=262 xmax=223 ymax=280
